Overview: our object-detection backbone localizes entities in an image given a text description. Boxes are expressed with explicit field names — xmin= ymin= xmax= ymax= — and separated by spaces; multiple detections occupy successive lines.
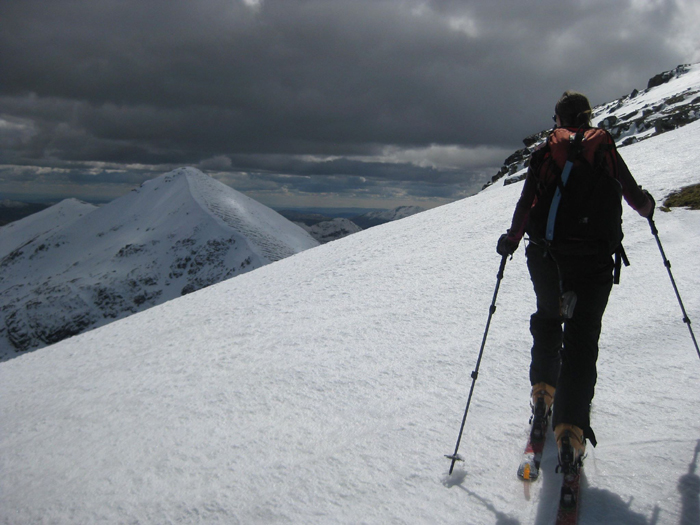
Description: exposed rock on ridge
xmin=483 ymin=64 xmax=700 ymax=190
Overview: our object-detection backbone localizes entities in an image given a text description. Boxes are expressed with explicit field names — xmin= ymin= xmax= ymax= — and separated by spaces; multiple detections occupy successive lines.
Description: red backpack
xmin=526 ymin=127 xmax=624 ymax=256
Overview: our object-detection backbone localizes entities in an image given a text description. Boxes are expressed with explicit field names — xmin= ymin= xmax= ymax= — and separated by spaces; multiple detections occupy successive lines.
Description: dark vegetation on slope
xmin=662 ymin=183 xmax=700 ymax=211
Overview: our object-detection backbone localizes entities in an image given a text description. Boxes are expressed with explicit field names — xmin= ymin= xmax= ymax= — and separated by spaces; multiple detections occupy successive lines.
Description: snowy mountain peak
xmin=0 ymin=167 xmax=318 ymax=356
xmin=127 ymin=167 xmax=317 ymax=262
xmin=185 ymin=168 xmax=318 ymax=260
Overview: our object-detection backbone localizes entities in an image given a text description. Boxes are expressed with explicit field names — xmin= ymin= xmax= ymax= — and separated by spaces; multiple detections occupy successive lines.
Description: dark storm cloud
xmin=1 ymin=0 xmax=698 ymax=205
xmin=223 ymin=154 xmax=466 ymax=183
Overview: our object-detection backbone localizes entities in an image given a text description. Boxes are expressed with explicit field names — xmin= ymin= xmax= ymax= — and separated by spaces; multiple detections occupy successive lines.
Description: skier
xmin=496 ymin=91 xmax=655 ymax=472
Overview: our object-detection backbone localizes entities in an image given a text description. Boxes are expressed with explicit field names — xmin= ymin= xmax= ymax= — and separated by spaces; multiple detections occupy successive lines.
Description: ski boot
xmin=529 ymin=382 xmax=555 ymax=443
xmin=555 ymin=424 xmax=585 ymax=474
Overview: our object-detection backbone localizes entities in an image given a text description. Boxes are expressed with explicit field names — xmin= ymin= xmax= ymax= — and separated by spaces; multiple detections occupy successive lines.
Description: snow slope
xmin=1 ymin=117 xmax=698 ymax=523
xmin=0 ymin=167 xmax=318 ymax=357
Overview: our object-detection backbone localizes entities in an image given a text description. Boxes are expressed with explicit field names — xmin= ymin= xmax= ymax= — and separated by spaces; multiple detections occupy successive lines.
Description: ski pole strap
xmin=613 ymin=244 xmax=629 ymax=285
xmin=545 ymin=129 xmax=585 ymax=243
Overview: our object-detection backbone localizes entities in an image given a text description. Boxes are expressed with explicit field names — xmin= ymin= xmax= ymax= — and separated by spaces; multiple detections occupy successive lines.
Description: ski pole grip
xmin=497 ymin=254 xmax=508 ymax=279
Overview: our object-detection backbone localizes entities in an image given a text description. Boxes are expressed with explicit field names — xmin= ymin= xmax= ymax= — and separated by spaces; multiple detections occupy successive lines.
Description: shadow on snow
xmin=441 ymin=434 xmax=700 ymax=524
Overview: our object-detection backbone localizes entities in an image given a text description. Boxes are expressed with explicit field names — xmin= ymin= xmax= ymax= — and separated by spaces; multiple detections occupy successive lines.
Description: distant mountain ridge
xmin=279 ymin=206 xmax=426 ymax=243
xmin=296 ymin=218 xmax=363 ymax=244
xmin=0 ymin=198 xmax=97 ymax=261
xmin=0 ymin=199 xmax=51 ymax=226
xmin=351 ymin=206 xmax=426 ymax=229
xmin=0 ymin=167 xmax=318 ymax=358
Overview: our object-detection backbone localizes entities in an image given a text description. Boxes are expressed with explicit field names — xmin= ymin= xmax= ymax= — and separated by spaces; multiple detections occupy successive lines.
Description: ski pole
xmin=648 ymin=217 xmax=700 ymax=360
xmin=446 ymin=254 xmax=508 ymax=475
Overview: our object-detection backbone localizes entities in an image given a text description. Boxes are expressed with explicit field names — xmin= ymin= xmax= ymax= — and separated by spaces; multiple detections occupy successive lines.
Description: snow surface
xmin=1 ymin=128 xmax=699 ymax=523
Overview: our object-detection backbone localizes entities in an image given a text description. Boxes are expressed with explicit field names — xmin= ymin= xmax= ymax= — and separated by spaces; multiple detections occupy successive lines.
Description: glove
xmin=642 ymin=189 xmax=656 ymax=219
xmin=496 ymin=233 xmax=519 ymax=256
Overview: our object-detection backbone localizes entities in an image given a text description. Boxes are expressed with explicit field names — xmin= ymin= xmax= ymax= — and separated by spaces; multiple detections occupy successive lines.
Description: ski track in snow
xmin=1 ymin=102 xmax=700 ymax=522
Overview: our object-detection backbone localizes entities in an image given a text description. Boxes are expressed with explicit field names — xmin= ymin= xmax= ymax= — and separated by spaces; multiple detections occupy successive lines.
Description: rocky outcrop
xmin=647 ymin=64 xmax=691 ymax=89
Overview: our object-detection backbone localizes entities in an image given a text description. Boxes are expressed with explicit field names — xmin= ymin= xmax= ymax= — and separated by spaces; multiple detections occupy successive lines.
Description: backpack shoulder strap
xmin=545 ymin=128 xmax=586 ymax=242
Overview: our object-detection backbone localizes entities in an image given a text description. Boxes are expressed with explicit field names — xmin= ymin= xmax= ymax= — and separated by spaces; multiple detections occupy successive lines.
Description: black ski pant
xmin=525 ymin=241 xmax=614 ymax=445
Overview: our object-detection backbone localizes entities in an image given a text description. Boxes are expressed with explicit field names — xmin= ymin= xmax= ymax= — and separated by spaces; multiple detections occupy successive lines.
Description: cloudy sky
xmin=1 ymin=0 xmax=698 ymax=210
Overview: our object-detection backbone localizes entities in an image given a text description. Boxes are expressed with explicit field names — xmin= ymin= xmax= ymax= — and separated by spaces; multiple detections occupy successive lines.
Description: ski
xmin=517 ymin=429 xmax=545 ymax=481
xmin=555 ymin=431 xmax=584 ymax=525
xmin=517 ymin=397 xmax=549 ymax=481
xmin=555 ymin=468 xmax=582 ymax=525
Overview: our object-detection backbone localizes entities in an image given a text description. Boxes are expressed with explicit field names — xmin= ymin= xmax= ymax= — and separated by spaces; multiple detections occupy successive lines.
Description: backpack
xmin=526 ymin=127 xmax=624 ymax=256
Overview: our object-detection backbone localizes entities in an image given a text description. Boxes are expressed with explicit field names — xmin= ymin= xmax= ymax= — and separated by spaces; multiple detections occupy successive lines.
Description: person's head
xmin=554 ymin=91 xmax=592 ymax=128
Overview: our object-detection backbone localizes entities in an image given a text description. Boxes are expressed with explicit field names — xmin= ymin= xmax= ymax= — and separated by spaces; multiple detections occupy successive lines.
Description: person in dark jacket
xmin=496 ymin=91 xmax=655 ymax=471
